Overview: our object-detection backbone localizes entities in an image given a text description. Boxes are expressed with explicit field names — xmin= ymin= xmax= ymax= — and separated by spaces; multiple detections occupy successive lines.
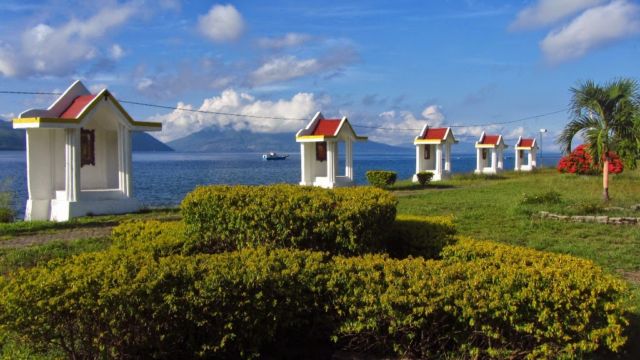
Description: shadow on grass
xmin=390 ymin=183 xmax=456 ymax=191
xmin=452 ymin=173 xmax=507 ymax=181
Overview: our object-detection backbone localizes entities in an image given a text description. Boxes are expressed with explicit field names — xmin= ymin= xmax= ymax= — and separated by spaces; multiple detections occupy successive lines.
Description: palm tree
xmin=558 ymin=78 xmax=640 ymax=201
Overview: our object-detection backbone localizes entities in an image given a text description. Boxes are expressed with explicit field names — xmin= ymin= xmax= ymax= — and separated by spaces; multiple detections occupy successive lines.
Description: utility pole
xmin=539 ymin=128 xmax=547 ymax=168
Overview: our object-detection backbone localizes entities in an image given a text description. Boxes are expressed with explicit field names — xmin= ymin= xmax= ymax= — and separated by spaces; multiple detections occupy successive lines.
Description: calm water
xmin=0 ymin=150 xmax=561 ymax=217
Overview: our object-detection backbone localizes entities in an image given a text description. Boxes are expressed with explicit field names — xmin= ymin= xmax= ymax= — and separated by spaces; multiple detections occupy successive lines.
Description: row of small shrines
xmin=12 ymin=81 xmax=538 ymax=221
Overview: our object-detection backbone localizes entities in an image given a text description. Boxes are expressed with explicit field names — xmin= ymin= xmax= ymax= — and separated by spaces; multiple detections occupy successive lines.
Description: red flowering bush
xmin=557 ymin=144 xmax=624 ymax=175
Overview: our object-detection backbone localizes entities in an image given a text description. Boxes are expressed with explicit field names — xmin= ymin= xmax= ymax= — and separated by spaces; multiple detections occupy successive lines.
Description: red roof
xmin=312 ymin=119 xmax=341 ymax=136
xmin=480 ymin=134 xmax=500 ymax=145
xmin=59 ymin=95 xmax=96 ymax=119
xmin=518 ymin=138 xmax=535 ymax=147
xmin=422 ymin=127 xmax=448 ymax=140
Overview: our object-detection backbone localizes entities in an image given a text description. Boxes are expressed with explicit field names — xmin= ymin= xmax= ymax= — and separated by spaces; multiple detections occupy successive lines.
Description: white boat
xmin=262 ymin=152 xmax=289 ymax=160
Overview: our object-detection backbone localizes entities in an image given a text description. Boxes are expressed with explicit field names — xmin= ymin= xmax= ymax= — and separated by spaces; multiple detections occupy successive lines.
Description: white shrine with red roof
xmin=12 ymin=80 xmax=161 ymax=221
xmin=296 ymin=112 xmax=367 ymax=188
xmin=474 ymin=132 xmax=507 ymax=175
xmin=413 ymin=125 xmax=457 ymax=182
xmin=514 ymin=136 xmax=538 ymax=171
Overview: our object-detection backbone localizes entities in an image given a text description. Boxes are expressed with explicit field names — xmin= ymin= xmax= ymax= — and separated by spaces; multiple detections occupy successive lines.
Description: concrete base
xmin=515 ymin=165 xmax=535 ymax=172
xmin=412 ymin=170 xmax=451 ymax=182
xmin=474 ymin=167 xmax=501 ymax=175
xmin=25 ymin=190 xmax=141 ymax=222
xmin=301 ymin=176 xmax=354 ymax=189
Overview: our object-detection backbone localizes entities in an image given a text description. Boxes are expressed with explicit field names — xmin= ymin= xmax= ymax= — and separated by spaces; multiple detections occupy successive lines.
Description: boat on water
xmin=262 ymin=152 xmax=289 ymax=160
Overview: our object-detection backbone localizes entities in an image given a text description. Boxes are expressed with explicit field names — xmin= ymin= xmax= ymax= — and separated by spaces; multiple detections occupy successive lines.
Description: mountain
xmin=0 ymin=120 xmax=173 ymax=152
xmin=0 ymin=119 xmax=25 ymax=150
xmin=167 ymin=127 xmax=411 ymax=153
xmin=132 ymin=133 xmax=174 ymax=152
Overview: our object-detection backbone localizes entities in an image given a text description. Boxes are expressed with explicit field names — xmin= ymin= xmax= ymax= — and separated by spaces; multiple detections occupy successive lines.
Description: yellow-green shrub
xmin=0 ymin=237 xmax=629 ymax=359
xmin=180 ymin=184 xmax=397 ymax=255
xmin=0 ymin=247 xmax=332 ymax=359
xmin=328 ymin=239 xmax=630 ymax=358
xmin=386 ymin=214 xmax=456 ymax=259
xmin=111 ymin=220 xmax=186 ymax=256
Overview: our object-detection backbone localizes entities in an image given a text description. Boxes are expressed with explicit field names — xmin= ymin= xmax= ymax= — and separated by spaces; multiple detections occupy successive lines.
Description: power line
xmin=0 ymin=90 xmax=567 ymax=131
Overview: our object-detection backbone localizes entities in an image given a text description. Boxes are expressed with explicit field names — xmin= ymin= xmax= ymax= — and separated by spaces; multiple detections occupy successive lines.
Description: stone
xmin=596 ymin=216 xmax=608 ymax=224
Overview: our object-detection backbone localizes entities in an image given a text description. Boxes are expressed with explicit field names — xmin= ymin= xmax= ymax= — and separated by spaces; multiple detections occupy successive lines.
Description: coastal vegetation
xmin=365 ymin=170 xmax=398 ymax=188
xmin=1 ymin=170 xmax=639 ymax=358
xmin=558 ymin=78 xmax=640 ymax=201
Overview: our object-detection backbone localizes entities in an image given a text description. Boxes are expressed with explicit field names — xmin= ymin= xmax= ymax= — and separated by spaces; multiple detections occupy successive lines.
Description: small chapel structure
xmin=474 ymin=132 xmax=507 ymax=175
xmin=13 ymin=80 xmax=162 ymax=221
xmin=413 ymin=125 xmax=457 ymax=182
xmin=514 ymin=136 xmax=538 ymax=171
xmin=296 ymin=112 xmax=367 ymax=188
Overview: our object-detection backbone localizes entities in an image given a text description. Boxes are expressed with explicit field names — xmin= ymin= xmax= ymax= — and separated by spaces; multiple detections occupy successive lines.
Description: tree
xmin=558 ymin=79 xmax=640 ymax=201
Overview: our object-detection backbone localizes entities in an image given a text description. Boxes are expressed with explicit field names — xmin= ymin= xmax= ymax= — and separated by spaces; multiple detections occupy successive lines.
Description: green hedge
xmin=386 ymin=214 xmax=456 ymax=259
xmin=111 ymin=220 xmax=186 ymax=256
xmin=415 ymin=171 xmax=434 ymax=186
xmin=0 ymin=242 xmax=629 ymax=359
xmin=180 ymin=184 xmax=397 ymax=255
xmin=0 ymin=247 xmax=332 ymax=359
xmin=365 ymin=170 xmax=397 ymax=188
xmin=328 ymin=241 xmax=629 ymax=358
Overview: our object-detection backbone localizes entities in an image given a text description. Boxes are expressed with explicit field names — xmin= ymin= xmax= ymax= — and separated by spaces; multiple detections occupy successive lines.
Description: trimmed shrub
xmin=386 ymin=214 xmax=456 ymax=259
xmin=415 ymin=171 xmax=434 ymax=186
xmin=0 ymin=241 xmax=629 ymax=359
xmin=111 ymin=220 xmax=186 ymax=256
xmin=366 ymin=170 xmax=397 ymax=188
xmin=329 ymin=240 xmax=629 ymax=359
xmin=180 ymin=184 xmax=397 ymax=255
xmin=0 ymin=247 xmax=332 ymax=359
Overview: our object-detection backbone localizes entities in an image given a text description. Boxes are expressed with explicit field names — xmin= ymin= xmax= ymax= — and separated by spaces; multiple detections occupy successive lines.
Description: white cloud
xmin=369 ymin=105 xmax=446 ymax=145
xmin=540 ymin=0 xmax=640 ymax=64
xmin=510 ymin=0 xmax=605 ymax=30
xmin=89 ymin=83 xmax=108 ymax=93
xmin=0 ymin=4 xmax=136 ymax=77
xmin=257 ymin=33 xmax=312 ymax=49
xmin=148 ymin=89 xmax=323 ymax=142
xmin=198 ymin=4 xmax=245 ymax=42
xmin=251 ymin=52 xmax=356 ymax=85
xmin=109 ymin=44 xmax=125 ymax=60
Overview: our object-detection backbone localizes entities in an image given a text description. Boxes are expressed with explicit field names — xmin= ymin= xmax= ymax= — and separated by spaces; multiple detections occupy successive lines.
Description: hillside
xmin=0 ymin=120 xmax=173 ymax=152
xmin=168 ymin=127 xmax=410 ymax=153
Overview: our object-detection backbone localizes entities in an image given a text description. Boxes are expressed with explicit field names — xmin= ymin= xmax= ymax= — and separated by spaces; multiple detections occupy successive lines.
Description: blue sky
xmin=1 ymin=0 xmax=639 ymax=149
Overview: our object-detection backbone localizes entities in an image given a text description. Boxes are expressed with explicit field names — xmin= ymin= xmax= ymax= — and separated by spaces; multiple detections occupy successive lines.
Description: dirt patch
xmin=620 ymin=270 xmax=640 ymax=285
xmin=0 ymin=226 xmax=113 ymax=249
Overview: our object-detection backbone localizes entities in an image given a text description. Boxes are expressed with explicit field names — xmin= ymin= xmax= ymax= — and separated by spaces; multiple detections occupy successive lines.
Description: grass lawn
xmin=394 ymin=168 xmax=640 ymax=359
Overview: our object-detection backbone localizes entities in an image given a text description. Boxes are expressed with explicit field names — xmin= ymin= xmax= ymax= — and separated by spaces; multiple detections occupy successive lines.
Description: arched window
xmin=80 ymin=128 xmax=95 ymax=167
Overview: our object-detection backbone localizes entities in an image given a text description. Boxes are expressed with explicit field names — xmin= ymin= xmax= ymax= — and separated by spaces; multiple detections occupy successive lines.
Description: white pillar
xmin=514 ymin=149 xmax=521 ymax=171
xmin=435 ymin=144 xmax=443 ymax=178
xmin=327 ymin=141 xmax=336 ymax=186
xmin=475 ymin=148 xmax=482 ymax=174
xmin=345 ymin=139 xmax=353 ymax=181
xmin=491 ymin=148 xmax=498 ymax=173
xmin=118 ymin=124 xmax=127 ymax=196
xmin=64 ymin=128 xmax=80 ymax=202
xmin=124 ymin=128 xmax=132 ymax=197
xmin=531 ymin=149 xmax=537 ymax=168
xmin=444 ymin=142 xmax=451 ymax=173
xmin=300 ymin=143 xmax=307 ymax=185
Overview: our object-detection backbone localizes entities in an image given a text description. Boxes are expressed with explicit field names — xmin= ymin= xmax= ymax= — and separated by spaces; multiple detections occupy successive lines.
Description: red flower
xmin=557 ymin=144 xmax=623 ymax=175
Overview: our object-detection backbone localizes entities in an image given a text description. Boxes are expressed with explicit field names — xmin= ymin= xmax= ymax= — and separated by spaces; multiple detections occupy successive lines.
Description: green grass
xmin=0 ymin=208 xmax=180 ymax=240
xmin=0 ymin=237 xmax=112 ymax=275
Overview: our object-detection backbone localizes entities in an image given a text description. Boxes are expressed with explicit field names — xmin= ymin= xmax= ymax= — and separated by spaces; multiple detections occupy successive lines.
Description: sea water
xmin=0 ymin=151 xmax=561 ymax=217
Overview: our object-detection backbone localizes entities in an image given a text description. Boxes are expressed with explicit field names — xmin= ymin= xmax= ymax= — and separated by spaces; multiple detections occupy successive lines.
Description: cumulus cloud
xmin=0 ymin=4 xmax=136 ymax=77
xmin=198 ymin=4 xmax=245 ymax=42
xmin=368 ymin=105 xmax=446 ymax=145
xmin=257 ymin=33 xmax=312 ymax=49
xmin=148 ymin=89 xmax=323 ymax=142
xmin=540 ymin=0 xmax=640 ymax=64
xmin=250 ymin=51 xmax=356 ymax=85
xmin=510 ymin=0 xmax=605 ymax=30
